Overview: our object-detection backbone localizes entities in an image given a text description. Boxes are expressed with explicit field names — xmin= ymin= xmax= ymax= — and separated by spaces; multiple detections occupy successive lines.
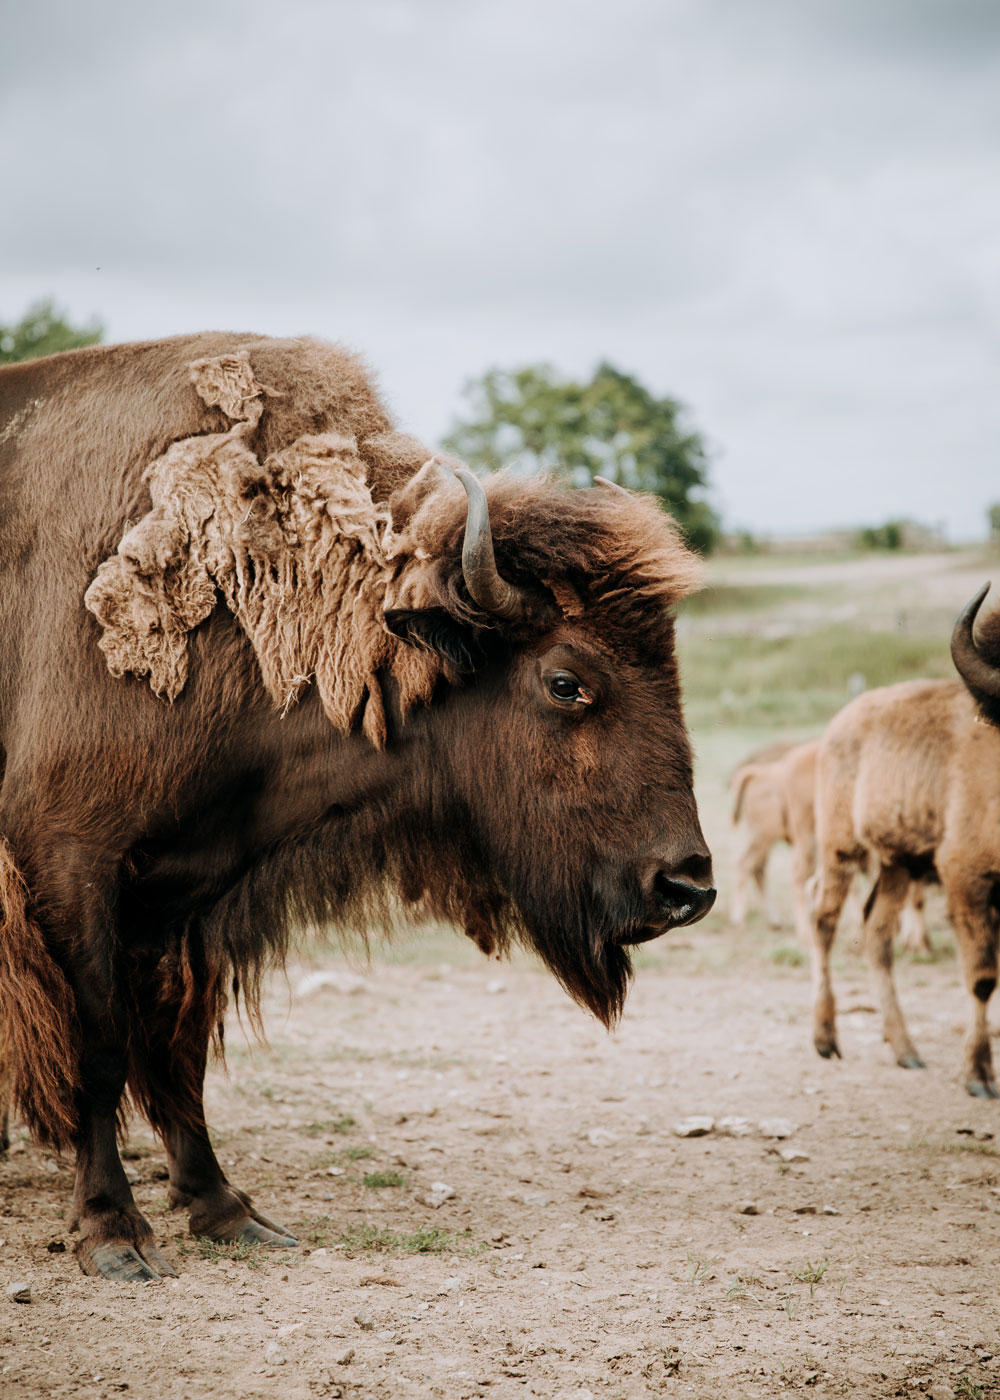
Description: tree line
xmin=11 ymin=301 xmax=989 ymax=555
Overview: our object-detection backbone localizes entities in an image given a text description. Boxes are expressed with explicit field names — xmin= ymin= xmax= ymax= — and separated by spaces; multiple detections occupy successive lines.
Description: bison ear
xmin=384 ymin=608 xmax=484 ymax=675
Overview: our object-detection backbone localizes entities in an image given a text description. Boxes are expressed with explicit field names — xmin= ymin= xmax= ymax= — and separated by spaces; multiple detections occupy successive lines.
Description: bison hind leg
xmin=862 ymin=863 xmax=924 ymax=1069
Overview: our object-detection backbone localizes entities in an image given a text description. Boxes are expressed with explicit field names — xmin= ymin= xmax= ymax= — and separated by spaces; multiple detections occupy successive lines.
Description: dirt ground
xmin=2 ymin=922 xmax=999 ymax=1400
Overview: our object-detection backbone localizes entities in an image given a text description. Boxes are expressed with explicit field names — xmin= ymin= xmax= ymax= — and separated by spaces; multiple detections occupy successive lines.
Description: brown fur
xmin=0 ymin=838 xmax=80 ymax=1146
xmin=810 ymin=679 xmax=1000 ymax=1094
xmin=0 ymin=332 xmax=712 ymax=1274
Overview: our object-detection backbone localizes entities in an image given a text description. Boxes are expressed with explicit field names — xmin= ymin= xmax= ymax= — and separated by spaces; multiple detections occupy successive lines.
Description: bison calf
xmin=729 ymin=739 xmax=819 ymax=940
xmin=810 ymin=678 xmax=1000 ymax=1096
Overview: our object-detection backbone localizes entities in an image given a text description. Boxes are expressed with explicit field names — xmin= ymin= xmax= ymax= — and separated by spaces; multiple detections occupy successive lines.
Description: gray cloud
xmin=2 ymin=0 xmax=998 ymax=537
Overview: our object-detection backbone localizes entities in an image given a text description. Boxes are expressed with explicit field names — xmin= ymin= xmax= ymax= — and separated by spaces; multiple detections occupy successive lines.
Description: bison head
xmin=382 ymin=462 xmax=715 ymax=1025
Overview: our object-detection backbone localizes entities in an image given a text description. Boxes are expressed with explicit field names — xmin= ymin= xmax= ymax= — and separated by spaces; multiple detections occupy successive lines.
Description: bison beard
xmin=0 ymin=332 xmax=711 ymax=1280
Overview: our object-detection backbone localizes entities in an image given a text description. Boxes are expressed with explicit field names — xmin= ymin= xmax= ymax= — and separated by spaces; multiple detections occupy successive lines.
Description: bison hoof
xmin=966 ymin=1078 xmax=1000 ymax=1100
xmin=813 ymin=1036 xmax=842 ymax=1060
xmin=897 ymin=1053 xmax=926 ymax=1070
xmin=229 ymin=1216 xmax=298 ymax=1249
xmin=78 ymin=1241 xmax=177 ymax=1283
xmin=201 ymin=1210 xmax=297 ymax=1249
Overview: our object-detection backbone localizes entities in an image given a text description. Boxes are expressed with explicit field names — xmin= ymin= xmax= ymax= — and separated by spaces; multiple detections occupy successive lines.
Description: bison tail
xmin=730 ymin=767 xmax=756 ymax=826
xmin=0 ymin=838 xmax=80 ymax=1149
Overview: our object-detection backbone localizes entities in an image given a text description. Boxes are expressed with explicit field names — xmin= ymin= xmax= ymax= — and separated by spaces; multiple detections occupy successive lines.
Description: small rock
xmin=822 ymin=1205 xmax=840 ymax=1216
xmin=353 ymin=1310 xmax=374 ymax=1330
xmin=718 ymin=1116 xmax=753 ymax=1137
xmin=737 ymin=1202 xmax=759 ymax=1216
xmin=441 ymin=1275 xmax=463 ymax=1292
xmin=793 ymin=1204 xmax=817 ymax=1214
xmin=779 ymin=1147 xmax=810 ymax=1163
xmin=124 ymin=1166 xmax=141 ymax=1186
xmin=586 ymin=1128 xmax=617 ymax=1148
xmin=296 ymin=970 xmax=367 ymax=997
xmin=7 ymin=1280 xmax=31 ymax=1304
xmin=758 ymin=1117 xmax=796 ymax=1139
xmin=333 ymin=1347 xmax=355 ymax=1365
xmin=485 ymin=978 xmax=506 ymax=994
xmin=326 ymin=1166 xmax=345 ymax=1176
xmin=263 ymin=1341 xmax=286 ymax=1366
xmin=45 ymin=1241 xmax=66 ymax=1254
xmin=43 ymin=1159 xmax=61 ymax=1174
xmin=417 ymin=1180 xmax=455 ymax=1209
xmin=521 ymin=1191 xmax=550 ymax=1207
xmin=671 ymin=1116 xmax=714 ymax=1138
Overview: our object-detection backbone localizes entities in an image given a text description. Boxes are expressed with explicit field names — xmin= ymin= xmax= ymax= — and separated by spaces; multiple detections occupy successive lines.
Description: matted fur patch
xmin=84 ymin=356 xmax=441 ymax=745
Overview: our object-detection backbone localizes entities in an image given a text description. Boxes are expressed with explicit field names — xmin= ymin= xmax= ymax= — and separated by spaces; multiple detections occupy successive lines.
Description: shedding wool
xmin=84 ymin=357 xmax=441 ymax=747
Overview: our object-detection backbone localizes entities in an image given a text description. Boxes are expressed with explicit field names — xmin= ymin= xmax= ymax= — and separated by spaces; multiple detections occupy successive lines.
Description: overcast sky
xmin=2 ymin=0 xmax=998 ymax=538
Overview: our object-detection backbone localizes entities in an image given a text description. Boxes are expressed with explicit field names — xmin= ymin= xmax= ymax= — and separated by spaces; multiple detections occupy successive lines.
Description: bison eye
xmin=546 ymin=671 xmax=595 ymax=706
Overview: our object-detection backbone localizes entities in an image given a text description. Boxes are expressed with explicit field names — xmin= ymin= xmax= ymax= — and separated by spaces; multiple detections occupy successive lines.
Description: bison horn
xmin=593 ymin=475 xmax=631 ymax=497
xmin=951 ymin=583 xmax=1000 ymax=699
xmin=453 ymin=468 xmax=530 ymax=623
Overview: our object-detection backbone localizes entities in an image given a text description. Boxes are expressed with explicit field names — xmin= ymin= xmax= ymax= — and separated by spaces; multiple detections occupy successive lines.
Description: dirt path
xmin=2 ymin=934 xmax=998 ymax=1400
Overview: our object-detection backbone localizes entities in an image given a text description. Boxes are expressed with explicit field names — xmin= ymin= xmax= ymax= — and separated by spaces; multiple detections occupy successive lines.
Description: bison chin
xmin=511 ymin=864 xmax=652 ymax=1029
xmin=530 ymin=930 xmax=634 ymax=1030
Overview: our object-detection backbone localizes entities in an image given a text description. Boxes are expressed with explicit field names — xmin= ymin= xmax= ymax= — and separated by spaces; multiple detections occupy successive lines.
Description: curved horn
xmin=453 ymin=468 xmax=530 ymax=623
xmin=593 ymin=475 xmax=631 ymax=497
xmin=951 ymin=583 xmax=1000 ymax=699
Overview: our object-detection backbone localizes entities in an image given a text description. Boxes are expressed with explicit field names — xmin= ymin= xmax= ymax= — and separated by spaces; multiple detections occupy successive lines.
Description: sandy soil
xmin=2 ymin=928 xmax=998 ymax=1400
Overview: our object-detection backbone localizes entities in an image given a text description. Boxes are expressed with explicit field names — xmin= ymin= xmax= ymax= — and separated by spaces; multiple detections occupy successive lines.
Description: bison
xmin=809 ymin=677 xmax=1000 ymax=1096
xmin=730 ymin=738 xmax=931 ymax=952
xmin=0 ymin=333 xmax=715 ymax=1281
xmin=729 ymin=739 xmax=819 ymax=940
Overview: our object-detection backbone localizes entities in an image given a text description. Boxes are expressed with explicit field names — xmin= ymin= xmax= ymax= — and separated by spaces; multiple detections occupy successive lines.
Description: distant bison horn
xmin=593 ymin=475 xmax=631 ymax=496
xmin=951 ymin=583 xmax=1000 ymax=700
xmin=454 ymin=468 xmax=530 ymax=623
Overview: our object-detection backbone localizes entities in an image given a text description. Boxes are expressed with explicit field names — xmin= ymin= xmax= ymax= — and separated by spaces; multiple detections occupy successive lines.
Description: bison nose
xmin=652 ymin=852 xmax=716 ymax=928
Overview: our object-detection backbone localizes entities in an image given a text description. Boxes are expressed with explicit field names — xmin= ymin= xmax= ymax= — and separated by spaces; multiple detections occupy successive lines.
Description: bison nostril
xmin=653 ymin=871 xmax=716 ymax=927
xmin=672 ymin=850 xmax=713 ymax=886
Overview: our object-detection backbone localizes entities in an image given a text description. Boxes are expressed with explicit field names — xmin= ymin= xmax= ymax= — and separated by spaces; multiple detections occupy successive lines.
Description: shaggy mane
xmin=85 ymin=353 xmax=702 ymax=749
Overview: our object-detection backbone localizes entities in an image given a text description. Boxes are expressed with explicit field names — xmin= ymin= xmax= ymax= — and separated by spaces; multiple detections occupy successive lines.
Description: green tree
xmin=989 ymin=503 xmax=1000 ymax=545
xmin=443 ymin=362 xmax=720 ymax=553
xmin=0 ymin=299 xmax=103 ymax=365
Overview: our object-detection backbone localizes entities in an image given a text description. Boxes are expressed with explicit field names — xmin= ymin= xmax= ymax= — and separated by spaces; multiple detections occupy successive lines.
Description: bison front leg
xmin=862 ymin=865 xmax=923 ymax=1068
xmin=730 ymin=838 xmax=774 ymax=929
xmin=72 ymin=1044 xmax=178 ymax=1282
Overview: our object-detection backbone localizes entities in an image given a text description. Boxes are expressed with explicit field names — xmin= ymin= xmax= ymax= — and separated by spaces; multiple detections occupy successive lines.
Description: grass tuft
xmin=363 ymin=1170 xmax=407 ymax=1189
xmin=301 ymin=1115 xmax=356 ymax=1138
xmin=339 ymin=1223 xmax=479 ymax=1256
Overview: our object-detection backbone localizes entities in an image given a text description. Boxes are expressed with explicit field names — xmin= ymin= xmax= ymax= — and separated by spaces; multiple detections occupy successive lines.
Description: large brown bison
xmin=0 ymin=334 xmax=714 ymax=1281
xmin=809 ymin=678 xmax=1000 ymax=1096
xmin=952 ymin=583 xmax=1000 ymax=726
